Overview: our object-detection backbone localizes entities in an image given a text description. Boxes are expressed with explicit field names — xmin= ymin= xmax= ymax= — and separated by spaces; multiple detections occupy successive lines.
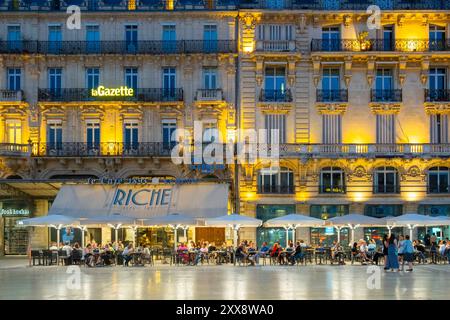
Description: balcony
xmin=257 ymin=184 xmax=294 ymax=194
xmin=316 ymin=89 xmax=348 ymax=103
xmin=373 ymin=184 xmax=401 ymax=194
xmin=0 ymin=90 xmax=24 ymax=102
xmin=238 ymin=0 xmax=450 ymax=10
xmin=311 ymin=39 xmax=450 ymax=53
xmin=258 ymin=143 xmax=450 ymax=158
xmin=0 ymin=40 xmax=237 ymax=55
xmin=425 ymin=89 xmax=450 ymax=102
xmin=195 ymin=89 xmax=224 ymax=103
xmin=259 ymin=89 xmax=292 ymax=103
xmin=38 ymin=88 xmax=184 ymax=103
xmin=371 ymin=90 xmax=402 ymax=103
xmin=0 ymin=0 xmax=238 ymax=11
xmin=0 ymin=143 xmax=31 ymax=157
xmin=427 ymin=185 xmax=450 ymax=194
xmin=319 ymin=185 xmax=346 ymax=194
xmin=33 ymin=142 xmax=173 ymax=157
xmin=255 ymin=40 xmax=296 ymax=53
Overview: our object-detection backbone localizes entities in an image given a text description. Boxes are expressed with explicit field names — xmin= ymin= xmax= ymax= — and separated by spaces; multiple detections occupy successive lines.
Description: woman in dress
xmin=382 ymin=234 xmax=389 ymax=270
xmin=386 ymin=233 xmax=399 ymax=272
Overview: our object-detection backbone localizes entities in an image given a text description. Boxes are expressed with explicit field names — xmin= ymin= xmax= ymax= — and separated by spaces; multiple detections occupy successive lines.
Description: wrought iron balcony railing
xmin=311 ymin=39 xmax=450 ymax=52
xmin=425 ymin=89 xmax=450 ymax=102
xmin=373 ymin=184 xmax=401 ymax=194
xmin=427 ymin=185 xmax=450 ymax=194
xmin=259 ymin=89 xmax=293 ymax=103
xmin=1 ymin=0 xmax=238 ymax=11
xmin=34 ymin=142 xmax=175 ymax=157
xmin=255 ymin=40 xmax=296 ymax=52
xmin=38 ymin=88 xmax=184 ymax=102
xmin=257 ymin=184 xmax=295 ymax=194
xmin=0 ymin=40 xmax=236 ymax=55
xmin=316 ymin=89 xmax=348 ymax=103
xmin=195 ymin=89 xmax=224 ymax=101
xmin=0 ymin=143 xmax=31 ymax=157
xmin=0 ymin=89 xmax=24 ymax=101
xmin=238 ymin=0 xmax=450 ymax=10
xmin=371 ymin=89 xmax=402 ymax=103
xmin=319 ymin=184 xmax=346 ymax=194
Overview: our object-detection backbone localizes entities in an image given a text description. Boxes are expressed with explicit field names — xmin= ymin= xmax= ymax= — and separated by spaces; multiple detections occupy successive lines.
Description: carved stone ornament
xmin=407 ymin=165 xmax=421 ymax=178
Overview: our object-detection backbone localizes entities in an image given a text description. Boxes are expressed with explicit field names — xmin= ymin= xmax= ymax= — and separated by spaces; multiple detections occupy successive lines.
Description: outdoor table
xmin=314 ymin=248 xmax=326 ymax=265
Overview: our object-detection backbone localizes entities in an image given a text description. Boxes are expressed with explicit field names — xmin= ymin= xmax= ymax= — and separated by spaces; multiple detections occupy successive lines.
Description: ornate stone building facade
xmin=1 ymin=0 xmax=450 ymax=254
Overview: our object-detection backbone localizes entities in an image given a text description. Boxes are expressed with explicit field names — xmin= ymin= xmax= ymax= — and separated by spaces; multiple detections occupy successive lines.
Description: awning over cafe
xmin=47 ymin=183 xmax=229 ymax=220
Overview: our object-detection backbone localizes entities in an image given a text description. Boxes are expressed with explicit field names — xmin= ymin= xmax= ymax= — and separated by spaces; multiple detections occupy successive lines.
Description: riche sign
xmin=112 ymin=188 xmax=172 ymax=208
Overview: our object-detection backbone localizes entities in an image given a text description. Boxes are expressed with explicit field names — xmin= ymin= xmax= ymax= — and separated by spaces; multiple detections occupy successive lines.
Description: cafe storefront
xmin=1 ymin=201 xmax=32 ymax=255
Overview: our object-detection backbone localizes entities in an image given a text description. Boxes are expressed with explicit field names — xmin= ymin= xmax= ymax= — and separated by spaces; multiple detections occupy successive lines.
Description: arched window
xmin=374 ymin=166 xmax=399 ymax=193
xmin=257 ymin=167 xmax=294 ymax=194
xmin=320 ymin=167 xmax=345 ymax=194
xmin=428 ymin=167 xmax=450 ymax=193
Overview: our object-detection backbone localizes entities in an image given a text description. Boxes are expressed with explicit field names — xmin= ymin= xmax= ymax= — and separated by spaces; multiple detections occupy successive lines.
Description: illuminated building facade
xmin=1 ymin=0 xmax=450 ymax=254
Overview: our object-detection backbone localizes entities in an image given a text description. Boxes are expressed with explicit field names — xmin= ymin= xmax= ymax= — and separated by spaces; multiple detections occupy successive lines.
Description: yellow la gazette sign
xmin=91 ymin=86 xmax=134 ymax=97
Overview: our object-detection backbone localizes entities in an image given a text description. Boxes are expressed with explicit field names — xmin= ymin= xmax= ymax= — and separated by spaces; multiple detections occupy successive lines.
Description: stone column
xmin=29 ymin=200 xmax=50 ymax=250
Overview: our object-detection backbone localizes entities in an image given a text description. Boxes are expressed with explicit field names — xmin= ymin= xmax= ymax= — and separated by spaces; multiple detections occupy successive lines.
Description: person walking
xmin=398 ymin=235 xmax=405 ymax=271
xmin=382 ymin=234 xmax=389 ymax=270
xmin=386 ymin=233 xmax=399 ymax=272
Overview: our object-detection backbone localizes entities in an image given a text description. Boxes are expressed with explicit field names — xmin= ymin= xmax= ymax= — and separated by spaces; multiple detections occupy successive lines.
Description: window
xmin=86 ymin=121 xmax=100 ymax=150
xmin=48 ymin=68 xmax=62 ymax=94
xmin=429 ymin=25 xmax=446 ymax=50
xmin=48 ymin=25 xmax=62 ymax=53
xmin=430 ymin=114 xmax=448 ymax=144
xmin=7 ymin=68 xmax=21 ymax=91
xmin=265 ymin=114 xmax=286 ymax=144
xmin=322 ymin=26 xmax=340 ymax=51
xmin=86 ymin=25 xmax=100 ymax=53
xmin=162 ymin=25 xmax=176 ymax=53
xmin=6 ymin=120 xmax=21 ymax=144
xmin=203 ymin=122 xmax=219 ymax=143
xmin=256 ymin=205 xmax=296 ymax=248
xmin=162 ymin=67 xmax=176 ymax=98
xmin=257 ymin=167 xmax=294 ymax=194
xmin=321 ymin=68 xmax=340 ymax=101
xmin=47 ymin=121 xmax=62 ymax=150
xmin=203 ymin=25 xmax=218 ymax=52
xmin=322 ymin=114 xmax=342 ymax=144
xmin=257 ymin=24 xmax=293 ymax=41
xmin=264 ymin=66 xmax=286 ymax=101
xmin=428 ymin=167 xmax=450 ymax=193
xmin=374 ymin=166 xmax=399 ymax=193
xmin=125 ymin=68 xmax=138 ymax=90
xmin=203 ymin=68 xmax=217 ymax=90
xmin=7 ymin=25 xmax=21 ymax=51
xmin=428 ymin=68 xmax=447 ymax=101
xmin=265 ymin=0 xmax=284 ymax=9
xmin=162 ymin=119 xmax=177 ymax=149
xmin=310 ymin=205 xmax=349 ymax=246
xmin=374 ymin=68 xmax=393 ymax=101
xmin=382 ymin=25 xmax=394 ymax=51
xmin=124 ymin=121 xmax=139 ymax=150
xmin=376 ymin=114 xmax=396 ymax=144
xmin=125 ymin=25 xmax=138 ymax=53
xmin=320 ymin=167 xmax=345 ymax=194
xmin=86 ymin=68 xmax=100 ymax=90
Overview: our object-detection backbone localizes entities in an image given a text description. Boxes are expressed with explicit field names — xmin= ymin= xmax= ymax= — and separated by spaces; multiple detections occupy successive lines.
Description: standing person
xmin=382 ymin=234 xmax=389 ymax=270
xmin=386 ymin=233 xmax=399 ymax=272
xmin=397 ymin=235 xmax=405 ymax=271
xmin=402 ymin=235 xmax=414 ymax=272
xmin=430 ymin=233 xmax=437 ymax=246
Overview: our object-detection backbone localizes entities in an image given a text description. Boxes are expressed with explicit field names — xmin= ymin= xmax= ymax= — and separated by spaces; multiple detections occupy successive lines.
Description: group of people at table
xmin=46 ymin=233 xmax=450 ymax=269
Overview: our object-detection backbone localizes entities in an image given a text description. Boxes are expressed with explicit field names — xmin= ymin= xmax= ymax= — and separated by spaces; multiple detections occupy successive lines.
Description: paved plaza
xmin=0 ymin=257 xmax=449 ymax=300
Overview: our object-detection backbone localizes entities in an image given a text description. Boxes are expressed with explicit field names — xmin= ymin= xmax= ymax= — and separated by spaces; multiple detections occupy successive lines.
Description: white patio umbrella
xmin=327 ymin=214 xmax=386 ymax=245
xmin=430 ymin=216 xmax=450 ymax=226
xmin=385 ymin=214 xmax=443 ymax=239
xmin=17 ymin=215 xmax=80 ymax=249
xmin=82 ymin=214 xmax=141 ymax=247
xmin=264 ymin=214 xmax=325 ymax=247
xmin=205 ymin=214 xmax=262 ymax=248
xmin=142 ymin=213 xmax=198 ymax=251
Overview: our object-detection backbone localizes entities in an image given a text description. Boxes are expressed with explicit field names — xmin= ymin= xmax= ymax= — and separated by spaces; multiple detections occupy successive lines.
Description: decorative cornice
xmin=369 ymin=103 xmax=402 ymax=115
xmin=315 ymin=103 xmax=348 ymax=115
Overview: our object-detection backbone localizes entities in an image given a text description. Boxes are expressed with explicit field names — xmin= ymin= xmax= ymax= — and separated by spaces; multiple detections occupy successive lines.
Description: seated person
xmin=194 ymin=244 xmax=209 ymax=265
xmin=122 ymin=244 xmax=134 ymax=266
xmin=331 ymin=242 xmax=345 ymax=264
xmin=83 ymin=244 xmax=94 ymax=267
xmin=290 ymin=241 xmax=304 ymax=265
xmin=358 ymin=240 xmax=370 ymax=264
xmin=141 ymin=245 xmax=152 ymax=265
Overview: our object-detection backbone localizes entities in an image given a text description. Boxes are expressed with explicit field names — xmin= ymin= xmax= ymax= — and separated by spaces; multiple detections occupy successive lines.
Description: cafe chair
xmin=31 ymin=250 xmax=43 ymax=266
